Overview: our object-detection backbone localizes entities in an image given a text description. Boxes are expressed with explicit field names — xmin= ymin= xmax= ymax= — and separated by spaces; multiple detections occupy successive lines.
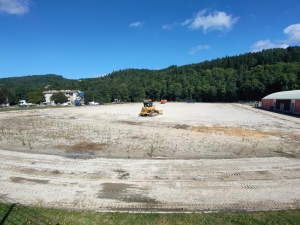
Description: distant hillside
xmin=0 ymin=74 xmax=80 ymax=104
xmin=77 ymin=46 xmax=300 ymax=103
xmin=0 ymin=74 xmax=72 ymax=88
xmin=1 ymin=46 xmax=300 ymax=104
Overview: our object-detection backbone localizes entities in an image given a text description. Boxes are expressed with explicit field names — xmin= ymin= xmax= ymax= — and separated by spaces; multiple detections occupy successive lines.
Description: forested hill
xmin=0 ymin=74 xmax=72 ymax=88
xmin=1 ymin=46 xmax=300 ymax=104
xmin=79 ymin=46 xmax=300 ymax=103
xmin=0 ymin=74 xmax=76 ymax=104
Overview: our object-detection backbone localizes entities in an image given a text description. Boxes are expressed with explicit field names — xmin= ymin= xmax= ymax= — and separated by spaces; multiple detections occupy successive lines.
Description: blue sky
xmin=1 ymin=0 xmax=300 ymax=80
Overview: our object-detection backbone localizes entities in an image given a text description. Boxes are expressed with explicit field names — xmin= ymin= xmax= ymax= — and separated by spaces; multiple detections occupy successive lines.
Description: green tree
xmin=173 ymin=82 xmax=182 ymax=101
xmin=28 ymin=88 xmax=45 ymax=104
xmin=0 ymin=87 xmax=9 ymax=104
xmin=201 ymin=84 xmax=217 ymax=102
xmin=119 ymin=83 xmax=130 ymax=102
xmin=225 ymin=69 xmax=237 ymax=101
xmin=146 ymin=81 xmax=162 ymax=101
xmin=50 ymin=92 xmax=68 ymax=104
xmin=0 ymin=87 xmax=16 ymax=105
xmin=14 ymin=85 xmax=30 ymax=101
xmin=130 ymin=85 xmax=145 ymax=102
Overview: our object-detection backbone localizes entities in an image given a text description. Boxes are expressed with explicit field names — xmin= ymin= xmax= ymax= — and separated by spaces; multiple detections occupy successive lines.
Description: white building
xmin=43 ymin=90 xmax=84 ymax=105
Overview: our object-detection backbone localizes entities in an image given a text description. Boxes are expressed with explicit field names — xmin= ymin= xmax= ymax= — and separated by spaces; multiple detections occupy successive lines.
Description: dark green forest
xmin=1 ymin=46 xmax=300 ymax=105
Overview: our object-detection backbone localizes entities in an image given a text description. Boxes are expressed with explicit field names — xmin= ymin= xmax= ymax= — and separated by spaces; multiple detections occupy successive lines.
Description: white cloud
xmin=181 ymin=19 xmax=193 ymax=26
xmin=129 ymin=21 xmax=143 ymax=27
xmin=188 ymin=45 xmax=210 ymax=55
xmin=182 ymin=9 xmax=239 ymax=33
xmin=283 ymin=23 xmax=300 ymax=43
xmin=250 ymin=39 xmax=288 ymax=52
xmin=250 ymin=23 xmax=300 ymax=52
xmin=162 ymin=22 xmax=178 ymax=30
xmin=0 ymin=0 xmax=31 ymax=15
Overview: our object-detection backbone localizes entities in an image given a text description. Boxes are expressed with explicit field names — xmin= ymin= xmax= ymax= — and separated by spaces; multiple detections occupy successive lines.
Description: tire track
xmin=1 ymin=150 xmax=300 ymax=212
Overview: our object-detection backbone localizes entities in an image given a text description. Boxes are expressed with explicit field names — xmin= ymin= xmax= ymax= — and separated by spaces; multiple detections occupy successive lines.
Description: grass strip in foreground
xmin=1 ymin=203 xmax=300 ymax=225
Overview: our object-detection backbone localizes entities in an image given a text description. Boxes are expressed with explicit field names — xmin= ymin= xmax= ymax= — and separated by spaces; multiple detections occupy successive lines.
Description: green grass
xmin=0 ymin=106 xmax=51 ymax=112
xmin=1 ymin=203 xmax=300 ymax=225
xmin=0 ymin=105 xmax=89 ymax=112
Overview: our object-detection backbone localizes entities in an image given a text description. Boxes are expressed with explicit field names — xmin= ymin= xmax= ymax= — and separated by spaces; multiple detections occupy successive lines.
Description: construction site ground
xmin=0 ymin=103 xmax=300 ymax=212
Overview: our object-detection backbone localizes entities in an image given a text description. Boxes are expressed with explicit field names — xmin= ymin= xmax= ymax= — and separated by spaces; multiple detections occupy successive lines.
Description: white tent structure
xmin=261 ymin=90 xmax=300 ymax=114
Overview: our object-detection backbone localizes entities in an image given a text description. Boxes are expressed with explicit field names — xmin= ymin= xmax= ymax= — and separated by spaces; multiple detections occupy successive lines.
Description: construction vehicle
xmin=113 ymin=99 xmax=123 ymax=104
xmin=139 ymin=99 xmax=163 ymax=117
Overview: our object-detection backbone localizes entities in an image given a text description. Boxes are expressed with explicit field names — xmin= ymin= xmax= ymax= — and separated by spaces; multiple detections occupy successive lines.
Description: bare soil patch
xmin=59 ymin=142 xmax=109 ymax=152
xmin=193 ymin=125 xmax=300 ymax=139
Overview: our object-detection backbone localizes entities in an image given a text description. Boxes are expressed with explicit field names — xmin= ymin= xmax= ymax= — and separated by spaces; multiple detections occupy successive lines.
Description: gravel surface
xmin=0 ymin=103 xmax=299 ymax=212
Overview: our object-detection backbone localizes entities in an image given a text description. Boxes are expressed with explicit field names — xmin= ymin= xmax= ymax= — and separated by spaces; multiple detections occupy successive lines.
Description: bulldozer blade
xmin=149 ymin=113 xmax=159 ymax=117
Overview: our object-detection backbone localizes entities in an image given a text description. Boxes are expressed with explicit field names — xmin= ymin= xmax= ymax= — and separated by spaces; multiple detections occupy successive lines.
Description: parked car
xmin=89 ymin=101 xmax=99 ymax=106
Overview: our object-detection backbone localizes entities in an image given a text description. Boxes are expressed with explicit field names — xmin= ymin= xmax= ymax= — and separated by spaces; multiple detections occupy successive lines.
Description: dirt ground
xmin=0 ymin=103 xmax=300 ymax=212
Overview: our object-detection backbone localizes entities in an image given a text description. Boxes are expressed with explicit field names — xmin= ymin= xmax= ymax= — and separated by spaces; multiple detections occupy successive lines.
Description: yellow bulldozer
xmin=139 ymin=99 xmax=163 ymax=117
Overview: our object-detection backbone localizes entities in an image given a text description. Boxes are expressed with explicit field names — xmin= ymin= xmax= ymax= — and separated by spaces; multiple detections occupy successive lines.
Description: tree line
xmin=0 ymin=46 xmax=299 ymax=105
